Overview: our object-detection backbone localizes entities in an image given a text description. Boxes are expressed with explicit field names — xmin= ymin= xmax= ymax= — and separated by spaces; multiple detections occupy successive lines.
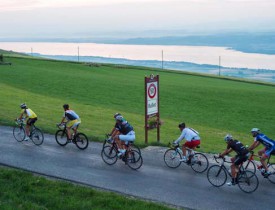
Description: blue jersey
xmin=255 ymin=133 xmax=275 ymax=149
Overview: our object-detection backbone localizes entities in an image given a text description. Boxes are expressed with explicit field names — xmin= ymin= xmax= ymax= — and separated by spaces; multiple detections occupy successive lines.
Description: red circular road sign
xmin=148 ymin=83 xmax=157 ymax=99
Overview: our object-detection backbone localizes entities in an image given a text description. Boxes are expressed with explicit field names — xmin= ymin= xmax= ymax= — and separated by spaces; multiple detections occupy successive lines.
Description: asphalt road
xmin=0 ymin=126 xmax=274 ymax=210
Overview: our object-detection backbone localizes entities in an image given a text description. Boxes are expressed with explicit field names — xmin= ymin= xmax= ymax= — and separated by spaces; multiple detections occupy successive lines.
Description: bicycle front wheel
xmin=55 ymin=130 xmax=68 ymax=146
xmin=126 ymin=149 xmax=143 ymax=170
xmin=238 ymin=171 xmax=259 ymax=193
xmin=31 ymin=128 xmax=44 ymax=145
xmin=75 ymin=133 xmax=89 ymax=150
xmin=191 ymin=153 xmax=209 ymax=173
xmin=164 ymin=149 xmax=182 ymax=168
xmin=267 ymin=163 xmax=275 ymax=184
xmin=13 ymin=126 xmax=25 ymax=142
xmin=207 ymin=165 xmax=227 ymax=187
xmin=101 ymin=145 xmax=118 ymax=165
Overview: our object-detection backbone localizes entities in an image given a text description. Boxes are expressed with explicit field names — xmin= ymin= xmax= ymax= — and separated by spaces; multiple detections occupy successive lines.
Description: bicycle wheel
xmin=126 ymin=149 xmax=143 ymax=170
xmin=267 ymin=163 xmax=275 ymax=184
xmin=164 ymin=149 xmax=182 ymax=168
xmin=242 ymin=160 xmax=256 ymax=174
xmin=238 ymin=170 xmax=259 ymax=193
xmin=191 ymin=153 xmax=209 ymax=173
xmin=101 ymin=145 xmax=118 ymax=165
xmin=75 ymin=133 xmax=89 ymax=150
xmin=207 ymin=165 xmax=227 ymax=187
xmin=130 ymin=143 xmax=141 ymax=155
xmin=30 ymin=128 xmax=44 ymax=145
xmin=55 ymin=130 xmax=68 ymax=146
xmin=13 ymin=126 xmax=25 ymax=142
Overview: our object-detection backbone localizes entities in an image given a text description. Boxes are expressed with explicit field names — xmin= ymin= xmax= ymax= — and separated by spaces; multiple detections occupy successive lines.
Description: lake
xmin=1 ymin=42 xmax=275 ymax=83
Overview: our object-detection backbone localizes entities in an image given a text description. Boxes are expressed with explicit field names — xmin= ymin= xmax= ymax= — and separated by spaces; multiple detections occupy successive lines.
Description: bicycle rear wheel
xmin=238 ymin=170 xmax=259 ymax=193
xmin=267 ymin=163 xmax=275 ymax=184
xmin=207 ymin=165 xmax=227 ymax=187
xmin=101 ymin=145 xmax=118 ymax=165
xmin=164 ymin=149 xmax=182 ymax=168
xmin=31 ymin=128 xmax=44 ymax=145
xmin=55 ymin=130 xmax=68 ymax=146
xmin=75 ymin=133 xmax=89 ymax=150
xmin=126 ymin=149 xmax=143 ymax=170
xmin=13 ymin=126 xmax=25 ymax=142
xmin=191 ymin=153 xmax=209 ymax=173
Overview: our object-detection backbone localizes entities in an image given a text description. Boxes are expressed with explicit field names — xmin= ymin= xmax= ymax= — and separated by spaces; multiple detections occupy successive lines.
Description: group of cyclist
xmin=18 ymin=103 xmax=275 ymax=185
xmin=171 ymin=123 xmax=275 ymax=187
xmin=17 ymin=103 xmax=135 ymax=157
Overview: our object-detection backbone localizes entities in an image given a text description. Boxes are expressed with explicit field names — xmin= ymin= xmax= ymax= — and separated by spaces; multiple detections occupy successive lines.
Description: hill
xmin=0 ymin=54 xmax=275 ymax=153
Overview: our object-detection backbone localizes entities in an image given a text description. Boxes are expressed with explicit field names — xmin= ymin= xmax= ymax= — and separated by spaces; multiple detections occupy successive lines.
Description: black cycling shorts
xmin=234 ymin=154 xmax=249 ymax=166
xmin=27 ymin=117 xmax=37 ymax=126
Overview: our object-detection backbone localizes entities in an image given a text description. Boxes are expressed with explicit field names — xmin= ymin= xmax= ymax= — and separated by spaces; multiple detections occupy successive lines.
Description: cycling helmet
xmin=20 ymin=103 xmax=27 ymax=109
xmin=178 ymin=122 xmax=185 ymax=128
xmin=251 ymin=128 xmax=260 ymax=133
xmin=115 ymin=115 xmax=124 ymax=121
xmin=114 ymin=113 xmax=121 ymax=118
xmin=63 ymin=104 xmax=69 ymax=109
xmin=224 ymin=134 xmax=233 ymax=142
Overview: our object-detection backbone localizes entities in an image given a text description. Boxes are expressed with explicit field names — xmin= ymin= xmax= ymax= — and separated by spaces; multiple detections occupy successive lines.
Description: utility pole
xmin=77 ymin=46 xmax=80 ymax=62
xmin=161 ymin=50 xmax=164 ymax=69
xmin=31 ymin=48 xmax=33 ymax=56
xmin=219 ymin=56 xmax=221 ymax=76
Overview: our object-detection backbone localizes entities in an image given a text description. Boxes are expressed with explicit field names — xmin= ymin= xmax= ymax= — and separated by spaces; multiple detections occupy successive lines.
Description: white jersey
xmin=174 ymin=127 xmax=200 ymax=144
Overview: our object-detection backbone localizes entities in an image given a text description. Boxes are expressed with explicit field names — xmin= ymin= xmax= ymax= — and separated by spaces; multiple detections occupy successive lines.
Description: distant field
xmin=1 ymin=54 xmax=275 ymax=153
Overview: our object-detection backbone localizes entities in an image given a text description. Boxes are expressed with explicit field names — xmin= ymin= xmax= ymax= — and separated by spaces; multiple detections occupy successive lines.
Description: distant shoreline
xmin=1 ymin=33 xmax=275 ymax=55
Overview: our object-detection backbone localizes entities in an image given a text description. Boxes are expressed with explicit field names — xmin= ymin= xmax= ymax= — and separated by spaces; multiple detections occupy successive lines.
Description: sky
xmin=1 ymin=0 xmax=275 ymax=39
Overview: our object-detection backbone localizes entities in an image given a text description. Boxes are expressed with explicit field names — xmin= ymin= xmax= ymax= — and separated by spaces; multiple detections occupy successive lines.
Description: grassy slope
xmin=0 ymin=167 xmax=174 ymax=210
xmin=1 ymin=56 xmax=275 ymax=153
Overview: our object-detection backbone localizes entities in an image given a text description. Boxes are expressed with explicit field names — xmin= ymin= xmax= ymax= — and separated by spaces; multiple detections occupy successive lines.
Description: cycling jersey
xmin=115 ymin=120 xmax=134 ymax=135
xmin=63 ymin=110 xmax=80 ymax=121
xmin=21 ymin=108 xmax=37 ymax=119
xmin=254 ymin=133 xmax=275 ymax=149
xmin=227 ymin=140 xmax=249 ymax=156
xmin=174 ymin=127 xmax=200 ymax=144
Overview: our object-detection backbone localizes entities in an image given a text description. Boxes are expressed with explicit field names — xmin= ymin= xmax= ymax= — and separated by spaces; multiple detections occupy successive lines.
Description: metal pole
xmin=78 ymin=46 xmax=79 ymax=62
xmin=219 ymin=56 xmax=221 ymax=76
xmin=31 ymin=48 xmax=33 ymax=56
xmin=161 ymin=50 xmax=164 ymax=69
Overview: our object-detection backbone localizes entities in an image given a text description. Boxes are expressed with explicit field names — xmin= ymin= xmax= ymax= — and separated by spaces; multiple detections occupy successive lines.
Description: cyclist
xmin=173 ymin=122 xmax=200 ymax=163
xmin=60 ymin=104 xmax=81 ymax=141
xmin=248 ymin=128 xmax=275 ymax=177
xmin=17 ymin=103 xmax=38 ymax=141
xmin=109 ymin=113 xmax=135 ymax=157
xmin=219 ymin=134 xmax=250 ymax=186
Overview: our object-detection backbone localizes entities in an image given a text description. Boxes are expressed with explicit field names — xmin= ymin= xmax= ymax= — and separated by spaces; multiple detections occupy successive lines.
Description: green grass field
xmin=0 ymin=167 xmax=174 ymax=210
xmin=1 ymin=53 xmax=275 ymax=153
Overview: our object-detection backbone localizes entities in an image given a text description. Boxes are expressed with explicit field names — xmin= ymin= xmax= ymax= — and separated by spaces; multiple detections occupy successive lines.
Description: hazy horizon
xmin=1 ymin=0 xmax=275 ymax=39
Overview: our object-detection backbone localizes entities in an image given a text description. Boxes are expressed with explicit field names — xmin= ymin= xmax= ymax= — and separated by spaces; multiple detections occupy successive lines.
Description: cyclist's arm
xmin=60 ymin=116 xmax=66 ymax=124
xmin=220 ymin=148 xmax=233 ymax=157
xmin=174 ymin=130 xmax=186 ymax=144
xmin=111 ymin=129 xmax=120 ymax=139
xmin=248 ymin=141 xmax=260 ymax=151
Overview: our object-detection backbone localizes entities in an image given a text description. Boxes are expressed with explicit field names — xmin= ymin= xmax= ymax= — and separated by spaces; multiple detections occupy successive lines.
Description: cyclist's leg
xmin=26 ymin=118 xmax=37 ymax=136
xmin=261 ymin=147 xmax=272 ymax=172
xmin=118 ymin=131 xmax=135 ymax=154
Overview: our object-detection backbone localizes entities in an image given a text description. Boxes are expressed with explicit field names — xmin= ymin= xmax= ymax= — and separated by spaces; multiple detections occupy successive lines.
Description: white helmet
xmin=251 ymin=128 xmax=260 ymax=133
xmin=224 ymin=134 xmax=233 ymax=142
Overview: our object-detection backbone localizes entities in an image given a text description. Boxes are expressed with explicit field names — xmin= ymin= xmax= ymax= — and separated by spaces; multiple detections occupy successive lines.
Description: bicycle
xmin=101 ymin=135 xmax=143 ymax=170
xmin=207 ymin=156 xmax=259 ymax=193
xmin=242 ymin=151 xmax=275 ymax=183
xmin=55 ymin=123 xmax=89 ymax=150
xmin=163 ymin=142 xmax=209 ymax=173
xmin=13 ymin=118 xmax=44 ymax=145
